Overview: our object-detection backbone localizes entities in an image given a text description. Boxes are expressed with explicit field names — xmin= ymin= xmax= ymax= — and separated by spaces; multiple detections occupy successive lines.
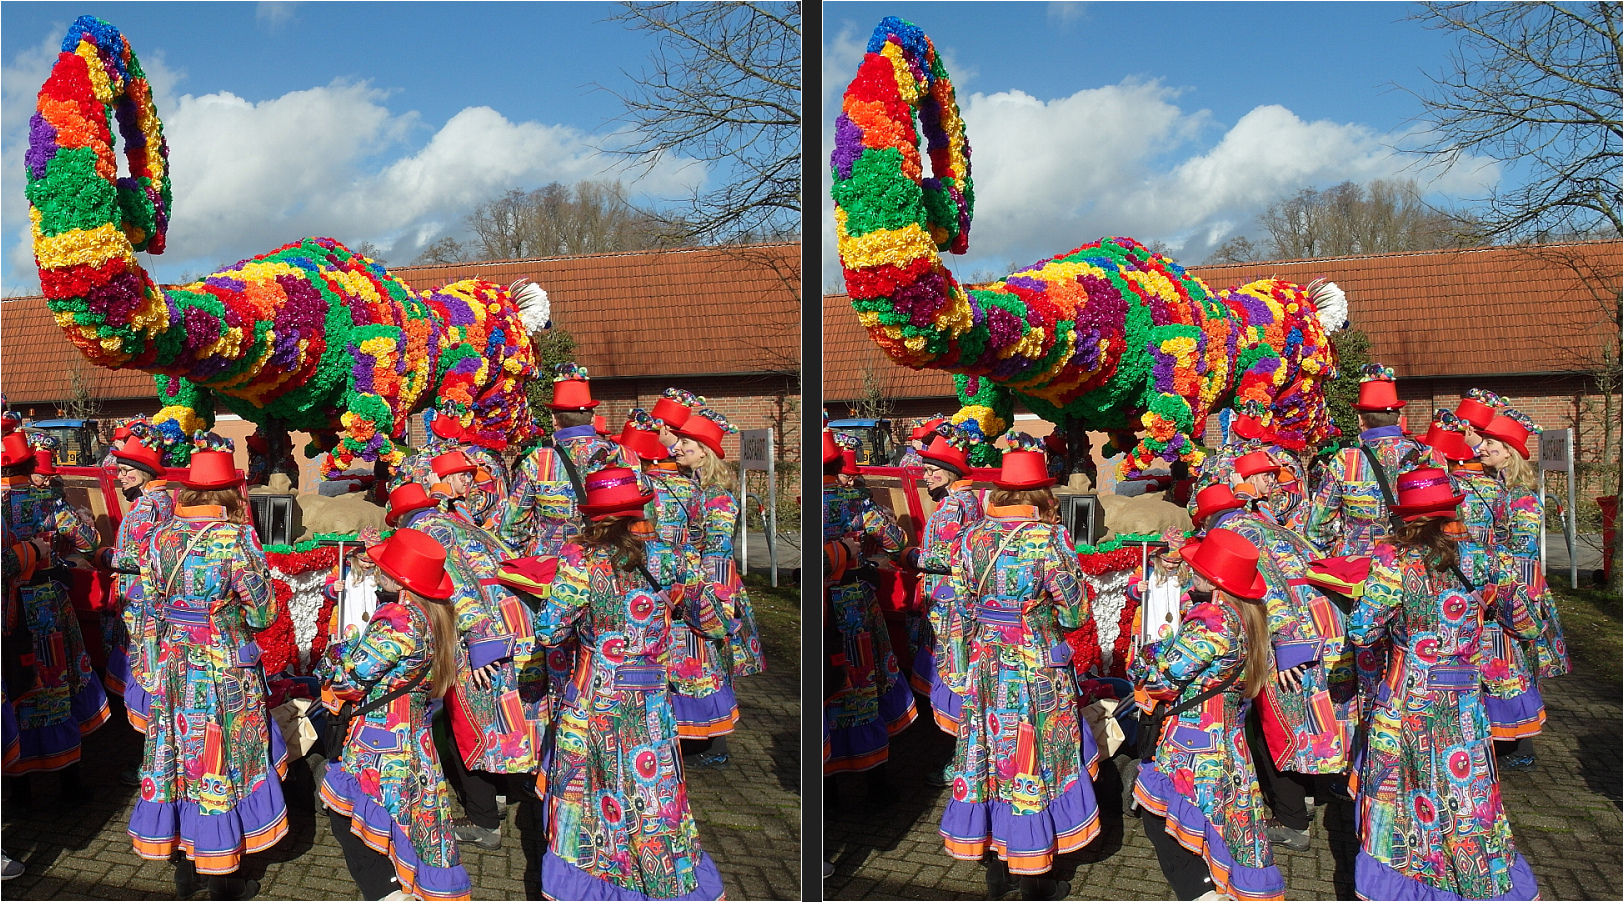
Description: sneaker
xmin=1266 ymin=823 xmax=1311 ymax=852
xmin=821 ymin=861 xmax=835 ymax=880
xmin=451 ymin=819 xmax=502 ymax=851
xmin=118 ymin=765 xmax=142 ymax=787
xmin=689 ymin=750 xmax=730 ymax=769
xmin=923 ymin=763 xmax=952 ymax=788
xmin=1500 ymin=754 xmax=1536 ymax=773
xmin=1193 ymin=892 xmax=1233 ymax=901
xmin=2 ymin=851 xmax=24 ymax=880
xmin=381 ymin=891 xmax=419 ymax=901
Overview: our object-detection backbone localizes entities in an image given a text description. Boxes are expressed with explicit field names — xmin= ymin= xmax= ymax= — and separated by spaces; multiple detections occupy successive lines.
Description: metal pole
xmin=1539 ymin=472 xmax=1547 ymax=576
xmin=1566 ymin=428 xmax=1578 ymax=590
xmin=768 ymin=431 xmax=778 ymax=587
xmin=739 ymin=482 xmax=749 ymax=577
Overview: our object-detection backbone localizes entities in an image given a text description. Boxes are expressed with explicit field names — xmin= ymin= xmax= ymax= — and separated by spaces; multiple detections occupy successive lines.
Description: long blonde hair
xmin=406 ymin=592 xmax=459 ymax=699
xmin=1233 ymin=593 xmax=1273 ymax=700
xmin=685 ymin=444 xmax=737 ymax=494
xmin=1485 ymin=441 xmax=1538 ymax=492
xmin=176 ymin=487 xmax=247 ymax=524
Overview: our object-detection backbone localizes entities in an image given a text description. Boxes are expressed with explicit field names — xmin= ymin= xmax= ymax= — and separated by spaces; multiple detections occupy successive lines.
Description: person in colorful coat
xmin=1 ymin=429 xmax=107 ymax=805
xmin=1132 ymin=528 xmax=1286 ymax=902
xmin=320 ymin=529 xmax=385 ymax=670
xmin=669 ymin=409 xmax=766 ymax=768
xmin=898 ymin=425 xmax=983 ymax=783
xmin=389 ymin=461 xmax=546 ymax=853
xmin=1477 ymin=408 xmax=1567 ymax=772
xmin=393 ymin=415 xmax=511 ymax=533
xmin=125 ymin=450 xmax=287 ymax=901
xmin=1188 ymin=402 xmax=1271 ymax=511
xmin=320 ymin=528 xmax=472 ymax=902
xmin=497 ymin=464 xmax=727 ymax=901
xmin=821 ymin=429 xmax=916 ymax=792
xmin=897 ymin=416 xmax=946 ymax=468
xmin=1348 ymin=467 xmax=1541 ymax=901
xmin=1223 ymin=452 xmax=1355 ymax=853
xmin=939 ymin=434 xmax=1098 ymax=901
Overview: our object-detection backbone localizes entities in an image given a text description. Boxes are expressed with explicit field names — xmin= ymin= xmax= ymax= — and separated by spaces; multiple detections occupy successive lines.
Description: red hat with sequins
xmin=1390 ymin=467 xmax=1466 ymax=521
xmin=578 ymin=466 xmax=654 ymax=520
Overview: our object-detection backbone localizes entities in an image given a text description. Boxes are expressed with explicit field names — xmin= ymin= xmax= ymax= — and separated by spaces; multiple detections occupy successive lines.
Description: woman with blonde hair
xmin=1477 ymin=409 xmax=1569 ymax=772
xmin=1132 ymin=528 xmax=1285 ymax=902
xmin=940 ymin=433 xmax=1099 ymax=901
xmin=319 ymin=528 xmax=471 ymax=901
xmin=668 ymin=408 xmax=765 ymax=767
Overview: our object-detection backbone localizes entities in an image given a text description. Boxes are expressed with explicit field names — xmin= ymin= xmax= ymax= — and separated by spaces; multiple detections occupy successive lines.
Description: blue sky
xmin=2 ymin=1 xmax=715 ymax=292
xmin=821 ymin=1 xmax=1504 ymax=286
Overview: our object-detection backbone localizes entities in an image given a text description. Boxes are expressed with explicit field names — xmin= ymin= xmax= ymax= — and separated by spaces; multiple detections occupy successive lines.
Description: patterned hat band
xmin=1400 ymin=474 xmax=1453 ymax=492
xmin=587 ymin=472 xmax=640 ymax=491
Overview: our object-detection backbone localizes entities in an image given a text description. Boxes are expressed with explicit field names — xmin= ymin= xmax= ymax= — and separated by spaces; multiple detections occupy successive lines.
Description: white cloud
xmin=4 ymin=70 xmax=706 ymax=292
xmin=256 ymin=2 xmax=300 ymax=29
xmin=821 ymin=74 xmax=1500 ymax=287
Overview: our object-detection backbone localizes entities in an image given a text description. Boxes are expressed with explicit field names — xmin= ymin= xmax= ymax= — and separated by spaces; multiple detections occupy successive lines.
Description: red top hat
xmin=618 ymin=422 xmax=669 ymax=462
xmin=676 ymin=413 xmax=727 ymax=459
xmin=1191 ymin=484 xmax=1245 ymax=526
xmin=909 ymin=418 xmax=945 ymax=442
xmin=181 ymin=450 xmax=242 ymax=490
xmin=1180 ymin=528 xmax=1267 ymax=599
xmin=593 ymin=414 xmax=610 ymax=436
xmin=431 ymin=415 xmax=465 ymax=442
xmin=578 ymin=466 xmax=655 ymax=520
xmin=994 ymin=450 xmax=1055 ymax=490
xmin=840 ymin=449 xmax=861 ymax=476
xmin=386 ymin=482 xmax=441 ymax=527
xmin=113 ymin=424 xmax=133 ymax=442
xmin=822 ymin=430 xmax=841 ymax=464
xmin=1454 ymin=397 xmax=1496 ymax=430
xmin=1390 ymin=467 xmax=1466 ymax=521
xmin=1232 ymin=411 xmax=1267 ymax=442
xmin=32 ymin=449 xmax=57 ymax=475
xmin=650 ymin=396 xmax=694 ymax=430
xmin=918 ymin=434 xmax=969 ymax=475
xmin=1233 ymin=451 xmax=1277 ymax=479
xmin=245 ymin=433 xmax=269 ymax=454
xmin=1478 ymin=414 xmax=1531 ymax=460
xmin=1 ymin=432 xmax=31 ymax=468
xmin=1353 ymin=372 xmax=1406 ymax=411
xmin=431 ymin=450 xmax=476 ymax=479
xmin=368 ymin=528 xmax=454 ymax=600
xmin=1420 ymin=422 xmax=1475 ymax=462
xmin=547 ymin=378 xmax=598 ymax=411
xmin=112 ymin=437 xmax=165 ymax=475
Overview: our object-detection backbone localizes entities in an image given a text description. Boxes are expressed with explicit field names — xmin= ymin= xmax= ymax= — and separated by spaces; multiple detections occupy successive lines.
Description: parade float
xmin=28 ymin=16 xmax=554 ymax=674
xmin=832 ymin=17 xmax=1352 ymax=676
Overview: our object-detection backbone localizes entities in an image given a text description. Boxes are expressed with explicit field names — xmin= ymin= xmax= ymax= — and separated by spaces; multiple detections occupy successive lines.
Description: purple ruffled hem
xmin=670 ymin=686 xmax=738 ymax=728
xmin=826 ymin=679 xmax=915 ymax=771
xmin=105 ymin=645 xmax=131 ymax=696
xmin=1484 ymin=686 xmax=1544 ymax=729
xmin=128 ymin=764 xmax=288 ymax=860
xmin=939 ymin=774 xmax=1099 ymax=857
xmin=321 ymin=764 xmax=472 ymax=899
xmin=1354 ymin=849 xmax=1539 ymax=901
xmin=540 ymin=848 xmax=724 ymax=900
xmin=10 ymin=677 xmax=108 ymax=771
xmin=1135 ymin=763 xmax=1286 ymax=900
xmin=929 ymin=672 xmax=964 ymax=729
xmin=911 ymin=642 xmax=936 ymax=690
xmin=125 ymin=678 xmax=152 ymax=725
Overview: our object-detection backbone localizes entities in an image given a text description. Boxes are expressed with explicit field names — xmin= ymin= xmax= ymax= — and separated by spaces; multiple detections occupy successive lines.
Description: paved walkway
xmin=825 ymin=658 xmax=1621 ymax=899
xmin=3 ymin=640 xmax=801 ymax=899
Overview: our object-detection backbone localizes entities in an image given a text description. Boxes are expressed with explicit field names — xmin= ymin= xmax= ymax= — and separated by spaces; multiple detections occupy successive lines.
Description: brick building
xmin=2 ymin=242 xmax=801 ymax=485
xmin=825 ymin=240 xmax=1620 ymax=481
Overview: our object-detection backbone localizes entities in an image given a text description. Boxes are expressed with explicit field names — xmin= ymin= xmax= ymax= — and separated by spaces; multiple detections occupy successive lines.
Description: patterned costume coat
xmin=1225 ymin=509 xmax=1354 ymax=774
xmin=1450 ymin=466 xmax=1535 ymax=702
xmin=1350 ymin=539 xmax=1538 ymax=900
xmin=906 ymin=483 xmax=983 ymax=695
xmin=129 ymin=509 xmax=274 ymax=811
xmin=529 ymin=542 xmax=723 ymax=899
xmin=392 ymin=443 xmax=511 ymax=532
xmin=701 ymin=484 xmax=766 ymax=677
xmin=1305 ymin=427 xmax=1431 ymax=557
xmin=1504 ymin=483 xmax=1570 ymax=678
xmin=109 ymin=481 xmax=175 ymax=703
xmin=321 ymin=598 xmax=465 ymax=889
xmin=498 ymin=428 xmax=643 ymax=557
xmin=3 ymin=480 xmax=101 ymax=737
xmin=1130 ymin=593 xmax=1276 ymax=883
xmin=412 ymin=507 xmax=546 ymax=775
xmin=823 ymin=481 xmax=906 ymax=731
xmin=944 ymin=511 xmax=1088 ymax=810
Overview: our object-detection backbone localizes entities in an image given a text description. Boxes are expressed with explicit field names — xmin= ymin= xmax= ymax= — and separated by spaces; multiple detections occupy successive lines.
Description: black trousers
xmin=1252 ymin=738 xmax=1316 ymax=831
xmin=443 ymin=745 xmax=506 ymax=829
xmin=328 ymin=808 xmax=399 ymax=900
xmin=1142 ymin=811 xmax=1213 ymax=900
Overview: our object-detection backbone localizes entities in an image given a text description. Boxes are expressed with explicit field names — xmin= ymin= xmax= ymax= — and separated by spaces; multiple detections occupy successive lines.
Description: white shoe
xmin=1194 ymin=892 xmax=1231 ymax=901
xmin=380 ymin=891 xmax=417 ymax=901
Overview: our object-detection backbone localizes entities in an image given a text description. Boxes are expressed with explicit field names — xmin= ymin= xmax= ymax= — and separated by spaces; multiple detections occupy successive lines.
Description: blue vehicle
xmin=827 ymin=417 xmax=896 ymax=466
xmin=27 ymin=418 xmax=103 ymax=467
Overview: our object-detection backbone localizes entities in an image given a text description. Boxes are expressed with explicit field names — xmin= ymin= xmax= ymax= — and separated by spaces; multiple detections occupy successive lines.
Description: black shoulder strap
xmin=1358 ymin=443 xmax=1402 ymax=529
xmin=554 ymin=440 xmax=588 ymax=509
xmin=1447 ymin=559 xmax=1477 ymax=594
xmin=350 ymin=663 xmax=430 ymax=721
xmin=637 ymin=560 xmax=667 ymax=591
xmin=1164 ymin=663 xmax=1245 ymax=720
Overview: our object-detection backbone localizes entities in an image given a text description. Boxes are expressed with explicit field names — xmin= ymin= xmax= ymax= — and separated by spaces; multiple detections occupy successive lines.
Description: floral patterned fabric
xmin=939 ymin=510 xmax=1099 ymax=873
xmin=527 ymin=542 xmax=726 ymax=900
xmin=1225 ymin=509 xmax=1354 ymax=774
xmin=320 ymin=597 xmax=471 ymax=901
xmin=905 ymin=483 xmax=983 ymax=725
xmin=1130 ymin=592 xmax=1283 ymax=901
xmin=2 ymin=479 xmax=107 ymax=774
xmin=107 ymin=481 xmax=174 ymax=714
xmin=126 ymin=508 xmax=288 ymax=872
xmin=1349 ymin=538 xmax=1540 ymax=901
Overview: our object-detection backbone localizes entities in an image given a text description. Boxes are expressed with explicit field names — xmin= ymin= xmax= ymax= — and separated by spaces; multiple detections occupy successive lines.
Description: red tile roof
xmin=825 ymin=240 xmax=1620 ymax=400
xmin=3 ymin=243 xmax=800 ymax=404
